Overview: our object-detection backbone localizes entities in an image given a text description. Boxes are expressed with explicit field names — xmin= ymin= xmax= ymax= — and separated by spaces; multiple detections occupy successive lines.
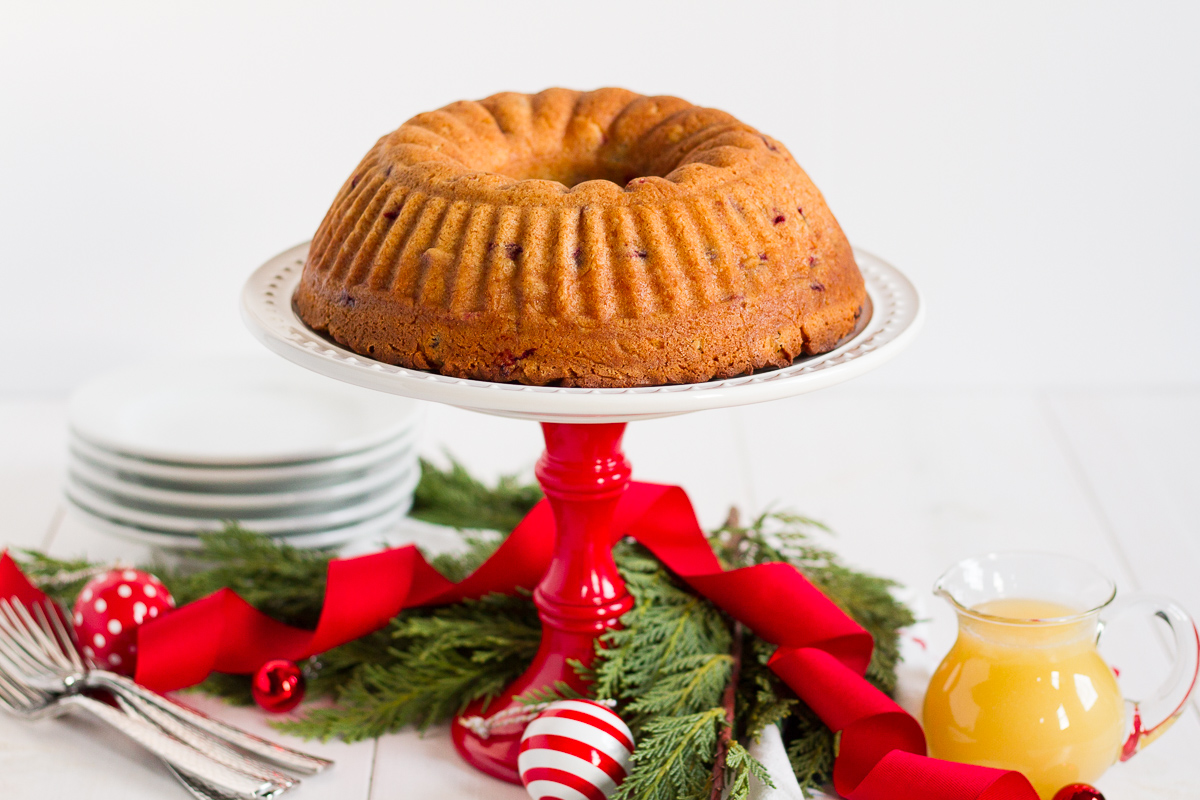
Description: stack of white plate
xmin=64 ymin=357 xmax=423 ymax=550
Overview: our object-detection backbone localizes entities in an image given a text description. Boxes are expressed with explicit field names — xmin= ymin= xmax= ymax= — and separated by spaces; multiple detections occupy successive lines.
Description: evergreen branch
xmin=154 ymin=526 xmax=334 ymax=628
xmin=12 ymin=551 xmax=107 ymax=610
xmin=615 ymin=707 xmax=725 ymax=800
xmin=785 ymin=703 xmax=836 ymax=796
xmin=710 ymin=508 xmax=915 ymax=794
xmin=598 ymin=542 xmax=731 ymax=735
xmin=277 ymin=593 xmax=540 ymax=741
xmin=515 ymin=681 xmax=585 ymax=706
xmin=427 ymin=534 xmax=502 ymax=582
xmin=410 ymin=456 xmax=541 ymax=532
xmin=725 ymin=739 xmax=774 ymax=800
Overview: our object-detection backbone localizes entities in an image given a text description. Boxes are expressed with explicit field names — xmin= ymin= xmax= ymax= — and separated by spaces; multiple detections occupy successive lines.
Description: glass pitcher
xmin=923 ymin=552 xmax=1199 ymax=799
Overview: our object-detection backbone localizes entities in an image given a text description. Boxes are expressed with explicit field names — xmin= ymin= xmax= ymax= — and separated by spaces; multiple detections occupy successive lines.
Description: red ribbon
xmin=1 ymin=482 xmax=1036 ymax=799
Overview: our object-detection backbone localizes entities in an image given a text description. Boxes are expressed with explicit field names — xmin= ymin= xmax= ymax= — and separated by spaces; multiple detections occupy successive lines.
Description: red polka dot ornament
xmin=251 ymin=659 xmax=306 ymax=713
xmin=71 ymin=568 xmax=175 ymax=676
xmin=518 ymin=699 xmax=634 ymax=800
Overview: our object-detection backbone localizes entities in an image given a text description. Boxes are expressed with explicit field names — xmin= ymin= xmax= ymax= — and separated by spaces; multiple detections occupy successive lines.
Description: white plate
xmin=68 ymin=426 xmax=418 ymax=488
xmin=68 ymin=451 xmax=417 ymax=513
xmin=242 ymin=243 xmax=923 ymax=423
xmin=66 ymin=501 xmax=411 ymax=551
xmin=69 ymin=355 xmax=424 ymax=465
xmin=64 ymin=466 xmax=419 ymax=535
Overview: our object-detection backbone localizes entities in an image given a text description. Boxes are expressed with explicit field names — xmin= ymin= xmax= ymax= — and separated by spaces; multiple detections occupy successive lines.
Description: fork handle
xmin=65 ymin=694 xmax=284 ymax=799
xmin=115 ymin=694 xmax=296 ymax=788
xmin=91 ymin=671 xmax=331 ymax=775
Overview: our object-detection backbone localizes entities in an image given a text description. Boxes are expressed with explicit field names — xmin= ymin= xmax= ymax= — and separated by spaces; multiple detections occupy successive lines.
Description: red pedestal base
xmin=450 ymin=421 xmax=633 ymax=783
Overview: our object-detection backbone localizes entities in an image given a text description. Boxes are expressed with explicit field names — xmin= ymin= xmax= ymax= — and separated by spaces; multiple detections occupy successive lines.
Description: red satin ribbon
xmin=0 ymin=482 xmax=1036 ymax=799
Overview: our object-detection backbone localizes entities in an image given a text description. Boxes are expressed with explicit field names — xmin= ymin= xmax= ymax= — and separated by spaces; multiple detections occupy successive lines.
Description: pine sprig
xmin=278 ymin=593 xmax=540 ymax=741
xmin=618 ymin=708 xmax=725 ymax=800
xmin=595 ymin=542 xmax=731 ymax=731
xmin=410 ymin=456 xmax=541 ymax=532
xmin=710 ymin=509 xmax=915 ymax=794
xmin=725 ymin=739 xmax=775 ymax=800
xmin=785 ymin=703 xmax=836 ymax=791
xmin=13 ymin=550 xmax=107 ymax=610
xmin=427 ymin=534 xmax=502 ymax=583
xmin=157 ymin=527 xmax=335 ymax=628
xmin=596 ymin=542 xmax=764 ymax=800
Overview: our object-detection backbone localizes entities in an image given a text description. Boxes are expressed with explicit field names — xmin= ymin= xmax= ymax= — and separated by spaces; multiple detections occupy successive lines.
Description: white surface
xmin=2 ymin=1 xmax=1199 ymax=398
xmin=1 ymin=390 xmax=1199 ymax=798
xmin=242 ymin=244 xmax=921 ymax=422
xmin=69 ymin=356 xmax=422 ymax=464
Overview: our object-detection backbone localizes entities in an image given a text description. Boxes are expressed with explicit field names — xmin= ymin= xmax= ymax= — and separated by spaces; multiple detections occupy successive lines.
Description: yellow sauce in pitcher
xmin=923 ymin=599 xmax=1126 ymax=799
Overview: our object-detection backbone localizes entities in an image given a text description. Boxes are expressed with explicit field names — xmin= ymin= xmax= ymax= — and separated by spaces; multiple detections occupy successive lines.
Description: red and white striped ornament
xmin=518 ymin=699 xmax=634 ymax=800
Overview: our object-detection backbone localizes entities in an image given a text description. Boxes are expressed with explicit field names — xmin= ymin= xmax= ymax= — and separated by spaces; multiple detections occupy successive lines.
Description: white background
xmin=2 ymin=0 xmax=1199 ymax=397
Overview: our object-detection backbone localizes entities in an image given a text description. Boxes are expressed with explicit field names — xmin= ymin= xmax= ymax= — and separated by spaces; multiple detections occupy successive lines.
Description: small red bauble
xmin=518 ymin=700 xmax=634 ymax=800
xmin=252 ymin=659 xmax=306 ymax=713
xmin=72 ymin=568 xmax=175 ymax=676
xmin=1052 ymin=785 xmax=1105 ymax=800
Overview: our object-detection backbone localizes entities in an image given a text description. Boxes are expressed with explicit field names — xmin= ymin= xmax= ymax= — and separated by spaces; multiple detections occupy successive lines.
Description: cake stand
xmin=241 ymin=242 xmax=923 ymax=783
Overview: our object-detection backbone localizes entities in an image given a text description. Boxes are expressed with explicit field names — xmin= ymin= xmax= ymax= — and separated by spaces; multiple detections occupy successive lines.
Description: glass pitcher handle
xmin=1096 ymin=595 xmax=1200 ymax=761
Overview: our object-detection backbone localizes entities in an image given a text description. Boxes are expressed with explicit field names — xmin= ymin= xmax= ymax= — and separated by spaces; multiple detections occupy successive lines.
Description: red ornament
xmin=1052 ymin=785 xmax=1105 ymax=800
xmin=518 ymin=700 xmax=633 ymax=800
xmin=72 ymin=568 xmax=174 ymax=676
xmin=252 ymin=659 xmax=306 ymax=713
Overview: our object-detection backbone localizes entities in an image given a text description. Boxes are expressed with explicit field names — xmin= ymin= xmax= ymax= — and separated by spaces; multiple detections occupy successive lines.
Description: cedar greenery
xmin=17 ymin=459 xmax=913 ymax=799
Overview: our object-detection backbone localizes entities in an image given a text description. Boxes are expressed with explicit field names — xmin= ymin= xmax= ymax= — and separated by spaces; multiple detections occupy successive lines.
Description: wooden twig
xmin=724 ymin=506 xmax=741 ymax=530
xmin=709 ymin=620 xmax=744 ymax=800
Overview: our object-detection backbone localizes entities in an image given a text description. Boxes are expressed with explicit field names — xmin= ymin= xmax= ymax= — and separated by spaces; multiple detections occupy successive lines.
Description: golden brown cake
xmin=295 ymin=88 xmax=865 ymax=387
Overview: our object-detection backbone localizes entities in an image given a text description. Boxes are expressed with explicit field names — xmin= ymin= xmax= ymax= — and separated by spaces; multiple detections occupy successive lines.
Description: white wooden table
xmin=1 ymin=387 xmax=1197 ymax=798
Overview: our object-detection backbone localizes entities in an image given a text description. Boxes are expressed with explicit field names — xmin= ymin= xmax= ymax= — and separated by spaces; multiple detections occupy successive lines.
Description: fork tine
xmin=9 ymin=600 xmax=66 ymax=660
xmin=31 ymin=602 xmax=75 ymax=671
xmin=0 ymin=599 xmax=25 ymax=639
xmin=0 ymin=599 xmax=74 ymax=675
xmin=40 ymin=600 xmax=84 ymax=671
xmin=0 ymin=671 xmax=23 ymax=711
xmin=8 ymin=599 xmax=72 ymax=671
xmin=0 ymin=646 xmax=37 ymax=687
xmin=0 ymin=667 xmax=44 ymax=710
xmin=0 ymin=618 xmax=54 ymax=677
xmin=0 ymin=600 xmax=45 ymax=656
xmin=0 ymin=634 xmax=40 ymax=675
xmin=0 ymin=600 xmax=59 ymax=671
xmin=0 ymin=598 xmax=25 ymax=631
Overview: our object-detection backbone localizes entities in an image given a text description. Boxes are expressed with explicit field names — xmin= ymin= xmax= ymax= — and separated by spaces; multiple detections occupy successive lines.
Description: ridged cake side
xmin=296 ymin=88 xmax=865 ymax=387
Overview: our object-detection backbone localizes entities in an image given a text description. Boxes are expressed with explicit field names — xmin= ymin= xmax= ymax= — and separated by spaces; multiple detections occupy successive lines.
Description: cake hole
xmin=498 ymin=160 xmax=651 ymax=189
xmin=493 ymin=136 xmax=676 ymax=188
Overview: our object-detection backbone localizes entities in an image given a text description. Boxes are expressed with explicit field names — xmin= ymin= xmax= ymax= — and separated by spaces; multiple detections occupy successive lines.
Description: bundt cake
xmin=295 ymin=88 xmax=865 ymax=387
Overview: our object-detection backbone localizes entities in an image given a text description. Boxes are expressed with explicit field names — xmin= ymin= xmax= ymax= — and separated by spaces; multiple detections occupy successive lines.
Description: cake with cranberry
xmin=295 ymin=88 xmax=865 ymax=387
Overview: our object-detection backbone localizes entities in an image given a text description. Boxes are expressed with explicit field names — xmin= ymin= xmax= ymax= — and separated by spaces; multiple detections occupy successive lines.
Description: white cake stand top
xmin=242 ymin=243 xmax=923 ymax=423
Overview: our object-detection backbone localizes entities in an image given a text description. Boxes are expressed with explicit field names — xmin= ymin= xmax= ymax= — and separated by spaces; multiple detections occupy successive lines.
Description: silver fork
xmin=0 ymin=600 xmax=298 ymax=789
xmin=0 ymin=598 xmax=329 ymax=776
xmin=0 ymin=669 xmax=284 ymax=799
xmin=113 ymin=694 xmax=255 ymax=800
